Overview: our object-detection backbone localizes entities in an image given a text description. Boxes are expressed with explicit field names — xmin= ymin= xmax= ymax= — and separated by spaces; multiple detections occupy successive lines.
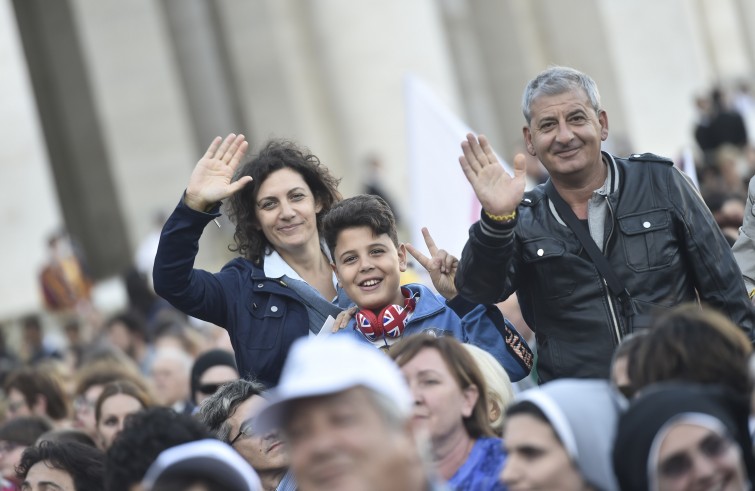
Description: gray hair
xmin=195 ymin=379 xmax=266 ymax=443
xmin=521 ymin=66 xmax=602 ymax=124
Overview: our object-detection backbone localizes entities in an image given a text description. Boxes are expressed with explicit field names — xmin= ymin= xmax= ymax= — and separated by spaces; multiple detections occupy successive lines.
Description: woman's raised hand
xmin=184 ymin=133 xmax=252 ymax=212
xmin=459 ymin=133 xmax=527 ymax=217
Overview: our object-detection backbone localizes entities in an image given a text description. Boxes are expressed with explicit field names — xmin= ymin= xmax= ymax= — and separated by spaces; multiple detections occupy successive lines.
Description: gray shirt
xmin=732 ymin=174 xmax=755 ymax=294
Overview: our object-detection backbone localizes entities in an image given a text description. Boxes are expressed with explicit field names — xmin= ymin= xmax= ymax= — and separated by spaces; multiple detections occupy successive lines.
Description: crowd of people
xmin=1 ymin=65 xmax=755 ymax=491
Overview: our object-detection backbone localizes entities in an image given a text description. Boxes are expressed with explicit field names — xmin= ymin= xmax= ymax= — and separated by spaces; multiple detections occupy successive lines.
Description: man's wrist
xmin=484 ymin=209 xmax=517 ymax=222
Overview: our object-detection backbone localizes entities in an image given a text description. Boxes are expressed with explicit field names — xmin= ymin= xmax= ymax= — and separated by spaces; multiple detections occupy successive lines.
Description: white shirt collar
xmin=263 ymin=246 xmax=338 ymax=289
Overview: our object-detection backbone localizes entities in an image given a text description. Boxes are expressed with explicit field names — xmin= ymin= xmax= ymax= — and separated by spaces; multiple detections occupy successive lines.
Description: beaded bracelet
xmin=484 ymin=209 xmax=517 ymax=222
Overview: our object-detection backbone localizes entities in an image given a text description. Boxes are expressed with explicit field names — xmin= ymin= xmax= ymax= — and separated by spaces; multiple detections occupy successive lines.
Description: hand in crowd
xmin=184 ymin=133 xmax=252 ymax=212
xmin=459 ymin=133 xmax=527 ymax=217
xmin=406 ymin=227 xmax=458 ymax=300
xmin=331 ymin=306 xmax=358 ymax=332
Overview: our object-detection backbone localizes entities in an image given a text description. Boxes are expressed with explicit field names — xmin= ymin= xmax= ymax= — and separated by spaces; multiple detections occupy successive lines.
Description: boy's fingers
xmin=405 ymin=243 xmax=430 ymax=270
xmin=421 ymin=227 xmax=439 ymax=255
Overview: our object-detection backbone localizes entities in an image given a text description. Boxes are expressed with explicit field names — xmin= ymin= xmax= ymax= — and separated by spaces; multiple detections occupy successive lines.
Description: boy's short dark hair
xmin=322 ymin=194 xmax=398 ymax=259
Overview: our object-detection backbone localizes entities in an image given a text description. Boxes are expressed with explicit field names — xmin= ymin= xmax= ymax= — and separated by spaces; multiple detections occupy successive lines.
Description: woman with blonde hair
xmin=390 ymin=334 xmax=505 ymax=490
xmin=462 ymin=343 xmax=514 ymax=436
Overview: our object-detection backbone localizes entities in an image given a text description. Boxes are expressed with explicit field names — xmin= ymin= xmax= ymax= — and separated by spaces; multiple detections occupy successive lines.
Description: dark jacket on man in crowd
xmin=456 ymin=151 xmax=755 ymax=383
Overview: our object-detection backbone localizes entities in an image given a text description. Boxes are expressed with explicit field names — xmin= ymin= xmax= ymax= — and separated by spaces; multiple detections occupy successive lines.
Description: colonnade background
xmin=2 ymin=0 xmax=754 ymax=320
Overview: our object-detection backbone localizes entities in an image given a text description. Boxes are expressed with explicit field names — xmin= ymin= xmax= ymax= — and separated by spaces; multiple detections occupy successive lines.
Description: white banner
xmin=404 ymin=74 xmax=512 ymax=259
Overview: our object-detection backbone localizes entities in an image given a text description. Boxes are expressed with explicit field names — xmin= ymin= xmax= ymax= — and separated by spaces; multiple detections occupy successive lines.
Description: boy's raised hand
xmin=184 ymin=133 xmax=252 ymax=212
xmin=406 ymin=228 xmax=459 ymax=301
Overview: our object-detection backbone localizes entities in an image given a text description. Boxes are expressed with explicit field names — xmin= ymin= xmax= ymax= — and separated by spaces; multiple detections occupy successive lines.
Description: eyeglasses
xmin=658 ymin=432 xmax=734 ymax=479
xmin=198 ymin=381 xmax=235 ymax=396
xmin=198 ymin=383 xmax=222 ymax=396
xmin=229 ymin=418 xmax=257 ymax=446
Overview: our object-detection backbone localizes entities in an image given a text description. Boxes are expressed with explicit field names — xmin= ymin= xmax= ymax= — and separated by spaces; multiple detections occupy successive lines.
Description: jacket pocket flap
xmin=521 ymin=237 xmax=566 ymax=262
xmin=618 ymin=209 xmax=670 ymax=235
xmin=248 ymin=297 xmax=285 ymax=319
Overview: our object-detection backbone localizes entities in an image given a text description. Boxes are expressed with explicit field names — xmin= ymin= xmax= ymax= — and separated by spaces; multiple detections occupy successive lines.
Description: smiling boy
xmin=322 ymin=194 xmax=532 ymax=382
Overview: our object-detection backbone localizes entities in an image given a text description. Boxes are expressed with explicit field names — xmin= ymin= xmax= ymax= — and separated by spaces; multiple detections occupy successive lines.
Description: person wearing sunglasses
xmin=196 ymin=379 xmax=294 ymax=491
xmin=613 ymin=383 xmax=754 ymax=491
xmin=190 ymin=349 xmax=239 ymax=408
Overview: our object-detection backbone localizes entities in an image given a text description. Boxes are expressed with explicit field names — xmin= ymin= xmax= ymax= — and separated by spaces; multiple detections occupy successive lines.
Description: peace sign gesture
xmin=184 ymin=133 xmax=252 ymax=212
xmin=406 ymin=228 xmax=459 ymax=300
xmin=459 ymin=133 xmax=527 ymax=217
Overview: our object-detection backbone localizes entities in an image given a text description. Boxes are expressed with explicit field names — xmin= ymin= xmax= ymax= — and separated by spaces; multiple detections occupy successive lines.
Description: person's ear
xmin=489 ymin=397 xmax=502 ymax=425
xmin=315 ymin=198 xmax=323 ymax=214
xmin=461 ymin=384 xmax=480 ymax=418
xmin=397 ymin=244 xmax=408 ymax=272
xmin=599 ymin=110 xmax=609 ymax=141
xmin=330 ymin=262 xmax=342 ymax=287
xmin=523 ymin=126 xmax=536 ymax=156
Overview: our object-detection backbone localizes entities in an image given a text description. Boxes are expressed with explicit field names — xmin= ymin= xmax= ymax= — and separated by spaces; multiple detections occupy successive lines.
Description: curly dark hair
xmin=226 ymin=139 xmax=341 ymax=263
xmin=16 ymin=441 xmax=105 ymax=491
xmin=104 ymin=407 xmax=212 ymax=491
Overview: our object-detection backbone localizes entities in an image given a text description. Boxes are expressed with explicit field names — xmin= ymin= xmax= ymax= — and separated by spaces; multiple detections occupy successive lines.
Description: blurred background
xmin=2 ymin=0 xmax=755 ymax=352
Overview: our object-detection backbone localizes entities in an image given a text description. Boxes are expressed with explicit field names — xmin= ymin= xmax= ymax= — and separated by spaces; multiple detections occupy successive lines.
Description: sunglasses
xmin=197 ymin=381 xmax=234 ymax=395
xmin=658 ymin=432 xmax=733 ymax=479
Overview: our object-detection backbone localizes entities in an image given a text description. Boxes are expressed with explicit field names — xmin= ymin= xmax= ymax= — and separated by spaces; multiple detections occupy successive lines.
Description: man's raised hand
xmin=459 ymin=133 xmax=527 ymax=217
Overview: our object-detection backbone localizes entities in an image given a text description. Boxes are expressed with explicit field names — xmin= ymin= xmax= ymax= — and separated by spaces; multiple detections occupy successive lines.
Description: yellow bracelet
xmin=484 ymin=209 xmax=517 ymax=222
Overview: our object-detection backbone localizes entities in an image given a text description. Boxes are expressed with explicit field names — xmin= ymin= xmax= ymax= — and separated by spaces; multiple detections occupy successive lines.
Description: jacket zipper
xmin=603 ymin=196 xmax=623 ymax=345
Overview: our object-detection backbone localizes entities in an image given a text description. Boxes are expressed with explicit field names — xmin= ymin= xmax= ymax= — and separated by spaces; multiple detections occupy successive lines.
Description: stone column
xmin=12 ymin=0 xmax=130 ymax=279
xmin=0 ymin=0 xmax=62 ymax=316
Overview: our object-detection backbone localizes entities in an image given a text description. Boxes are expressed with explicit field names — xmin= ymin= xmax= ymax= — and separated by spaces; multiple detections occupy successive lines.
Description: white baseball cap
xmin=141 ymin=439 xmax=262 ymax=491
xmin=256 ymin=335 xmax=413 ymax=431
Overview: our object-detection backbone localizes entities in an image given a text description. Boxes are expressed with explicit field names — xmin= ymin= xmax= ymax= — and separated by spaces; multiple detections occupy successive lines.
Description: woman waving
xmin=154 ymin=134 xmax=347 ymax=386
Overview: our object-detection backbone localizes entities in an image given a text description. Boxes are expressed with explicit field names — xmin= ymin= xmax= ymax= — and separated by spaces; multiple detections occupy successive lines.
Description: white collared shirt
xmin=262 ymin=248 xmax=339 ymax=292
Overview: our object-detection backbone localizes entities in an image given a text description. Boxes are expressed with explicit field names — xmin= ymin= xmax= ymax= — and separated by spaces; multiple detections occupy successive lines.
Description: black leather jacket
xmin=456 ymin=152 xmax=755 ymax=382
